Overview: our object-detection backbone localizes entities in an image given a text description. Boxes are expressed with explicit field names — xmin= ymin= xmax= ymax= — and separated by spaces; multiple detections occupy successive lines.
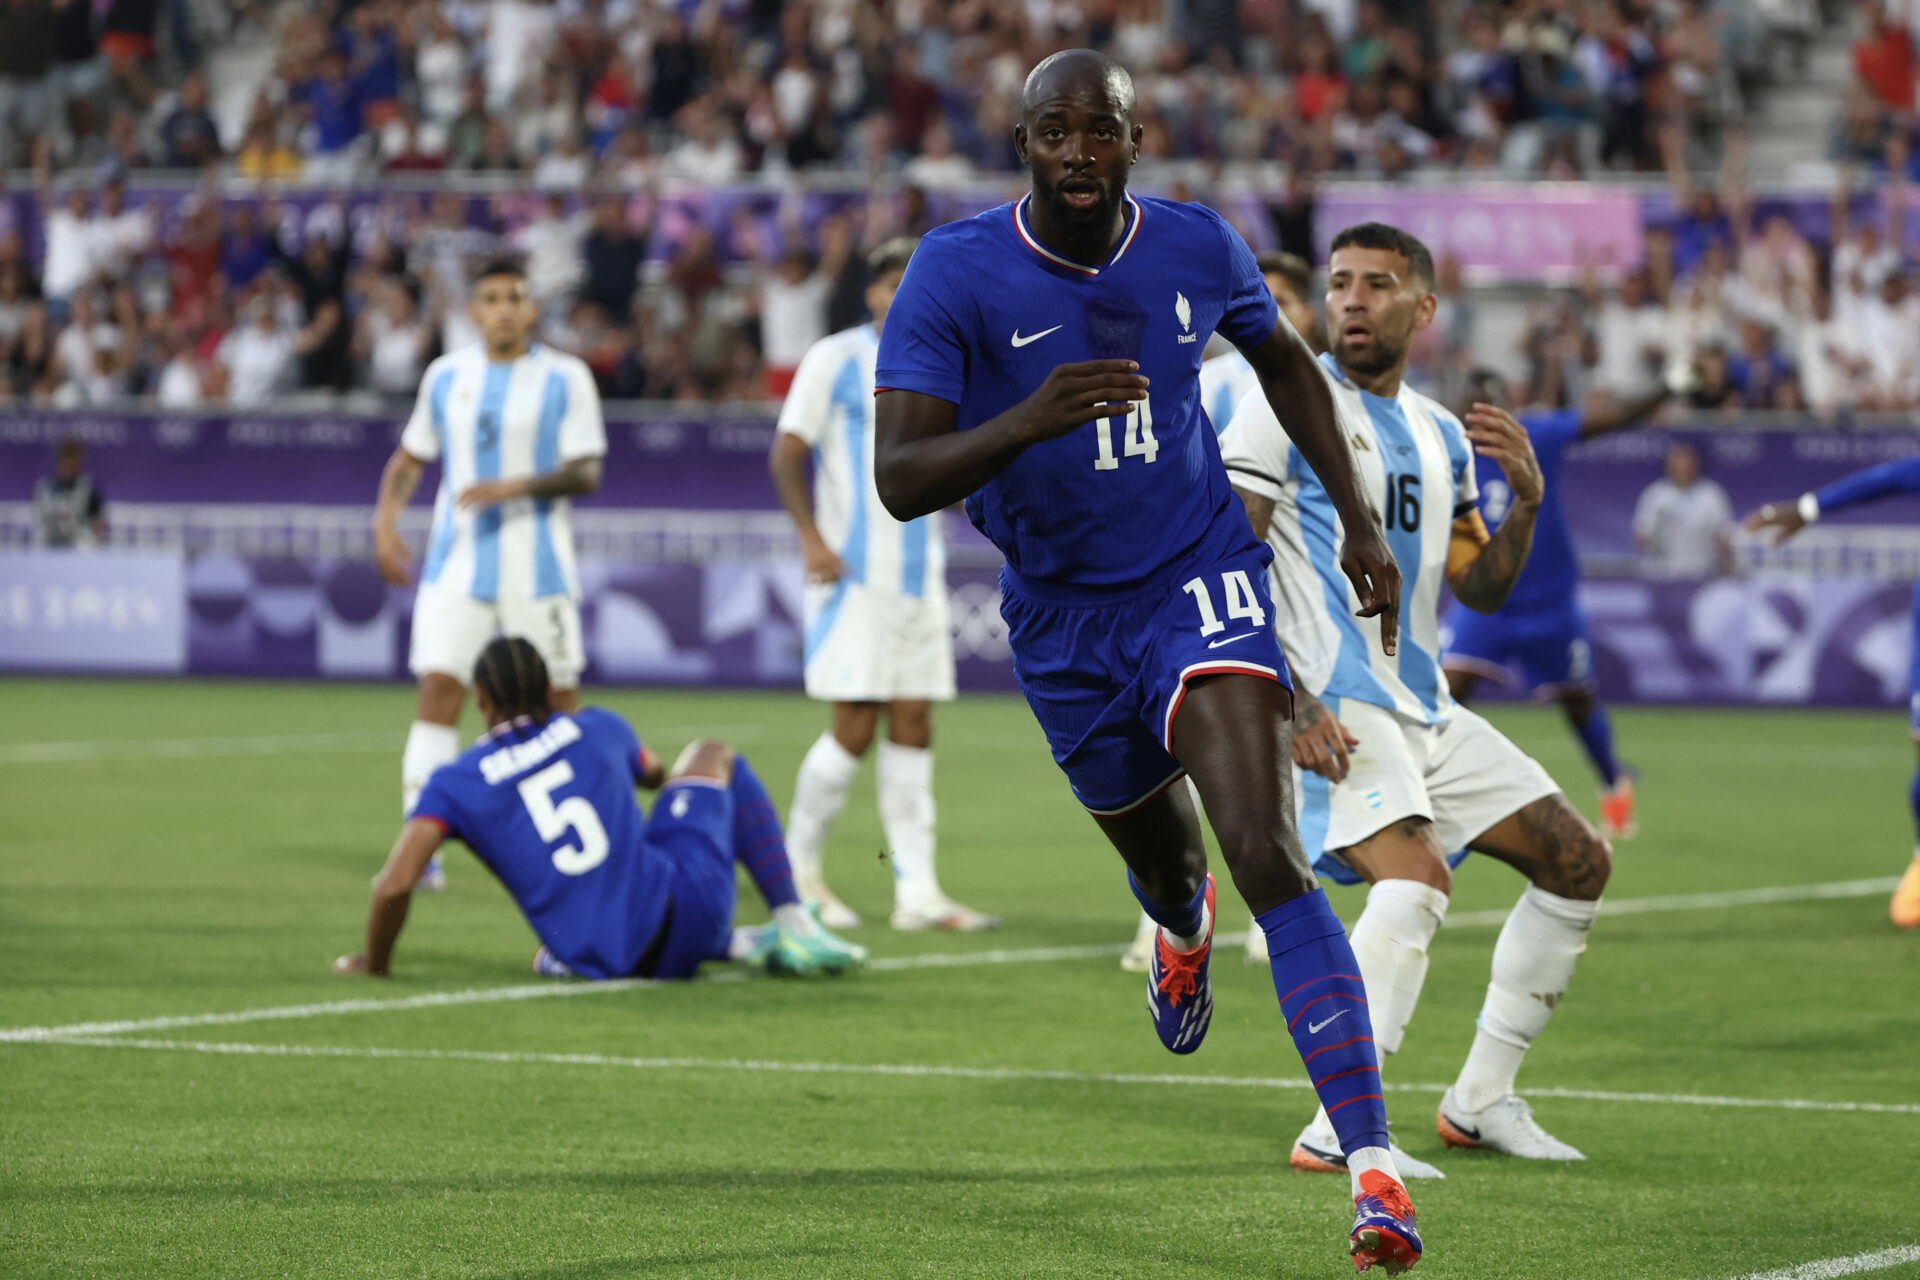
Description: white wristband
xmin=1796 ymin=493 xmax=1821 ymax=524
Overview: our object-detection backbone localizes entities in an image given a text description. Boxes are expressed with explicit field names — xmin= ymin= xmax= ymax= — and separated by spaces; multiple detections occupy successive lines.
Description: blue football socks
xmin=1571 ymin=703 xmax=1622 ymax=789
xmin=1258 ymin=889 xmax=1391 ymax=1157
xmin=1907 ymin=766 xmax=1920 ymax=843
xmin=730 ymin=756 xmax=801 ymax=911
xmin=1128 ymin=869 xmax=1208 ymax=941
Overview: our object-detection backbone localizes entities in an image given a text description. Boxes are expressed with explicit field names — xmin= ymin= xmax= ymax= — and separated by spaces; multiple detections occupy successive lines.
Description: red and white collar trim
xmin=1013 ymin=193 xmax=1143 ymax=276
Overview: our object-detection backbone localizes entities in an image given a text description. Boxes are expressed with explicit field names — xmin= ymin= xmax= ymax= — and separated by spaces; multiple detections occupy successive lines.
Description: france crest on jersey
xmin=777 ymin=324 xmax=945 ymax=597
xmin=411 ymin=708 xmax=667 ymax=979
xmin=399 ymin=343 xmax=607 ymax=603
xmin=876 ymin=194 xmax=1280 ymax=597
xmin=1221 ymin=353 xmax=1476 ymax=725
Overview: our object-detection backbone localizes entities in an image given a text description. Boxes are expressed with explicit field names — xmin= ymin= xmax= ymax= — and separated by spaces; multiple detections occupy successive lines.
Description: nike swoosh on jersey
xmin=1206 ymin=633 xmax=1260 ymax=649
xmin=1307 ymin=1009 xmax=1350 ymax=1034
xmin=1010 ymin=325 xmax=1064 ymax=348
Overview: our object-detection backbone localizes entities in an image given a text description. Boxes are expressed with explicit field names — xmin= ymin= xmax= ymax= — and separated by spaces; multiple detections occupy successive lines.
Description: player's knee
xmin=416 ymin=673 xmax=465 ymax=725
xmin=831 ymin=703 xmax=881 ymax=756
xmin=1543 ymin=827 xmax=1612 ymax=901
xmin=1559 ymin=688 xmax=1595 ymax=724
xmin=886 ymin=701 xmax=933 ymax=749
xmin=671 ymin=738 xmax=736 ymax=783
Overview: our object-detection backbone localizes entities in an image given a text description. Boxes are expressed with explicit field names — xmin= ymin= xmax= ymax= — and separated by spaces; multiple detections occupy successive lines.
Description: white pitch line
xmin=0 ymin=732 xmax=395 ymax=765
xmin=1728 ymin=1245 xmax=1920 ymax=1280
xmin=1443 ymin=876 xmax=1901 ymax=929
xmin=23 ymin=1035 xmax=1920 ymax=1118
xmin=0 ymin=876 xmax=1900 ymax=1044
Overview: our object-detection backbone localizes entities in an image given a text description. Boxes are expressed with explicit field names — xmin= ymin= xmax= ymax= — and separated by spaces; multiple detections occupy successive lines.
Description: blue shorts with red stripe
xmin=1000 ymin=534 xmax=1292 ymax=815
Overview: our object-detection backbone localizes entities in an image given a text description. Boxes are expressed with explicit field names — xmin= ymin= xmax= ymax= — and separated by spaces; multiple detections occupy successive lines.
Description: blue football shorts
xmin=1908 ymin=582 xmax=1920 ymax=740
xmin=1443 ymin=600 xmax=1594 ymax=694
xmin=639 ymin=778 xmax=738 ymax=980
xmin=1000 ymin=537 xmax=1294 ymax=815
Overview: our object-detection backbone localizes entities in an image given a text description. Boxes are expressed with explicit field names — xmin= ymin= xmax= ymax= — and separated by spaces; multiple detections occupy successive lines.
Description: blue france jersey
xmin=411 ymin=708 xmax=667 ymax=980
xmin=877 ymin=195 xmax=1280 ymax=596
xmin=1474 ymin=410 xmax=1584 ymax=615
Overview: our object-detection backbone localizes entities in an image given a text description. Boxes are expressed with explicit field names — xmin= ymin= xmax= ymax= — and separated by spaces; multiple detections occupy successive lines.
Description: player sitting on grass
xmin=334 ymin=638 xmax=867 ymax=981
xmin=1221 ymin=223 xmax=1614 ymax=1172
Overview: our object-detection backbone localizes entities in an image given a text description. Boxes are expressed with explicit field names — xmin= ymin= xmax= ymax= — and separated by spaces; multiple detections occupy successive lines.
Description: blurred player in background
xmin=1222 ymin=223 xmax=1613 ymax=1173
xmin=1198 ymin=251 xmax=1323 ymax=437
xmin=335 ymin=638 xmax=866 ymax=980
xmin=33 ymin=437 xmax=106 ymax=548
xmin=371 ymin=259 xmax=606 ymax=892
xmin=1748 ymin=455 xmax=1920 ymax=927
xmin=768 ymin=236 xmax=1000 ymax=934
xmin=1441 ymin=368 xmax=1686 ymax=840
xmin=874 ymin=51 xmax=1421 ymax=1273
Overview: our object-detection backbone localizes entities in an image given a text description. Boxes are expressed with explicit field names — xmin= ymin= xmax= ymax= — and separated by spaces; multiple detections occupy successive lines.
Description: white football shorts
xmin=803 ymin=578 xmax=957 ymax=703
xmin=409 ymin=584 xmax=585 ymax=689
xmin=1299 ymin=696 xmax=1560 ymax=867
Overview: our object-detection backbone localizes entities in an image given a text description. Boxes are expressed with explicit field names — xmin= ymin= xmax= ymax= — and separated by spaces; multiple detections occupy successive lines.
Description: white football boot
xmin=890 ymin=894 xmax=1002 ymax=932
xmin=799 ymin=878 xmax=861 ymax=930
xmin=1120 ymin=910 xmax=1157 ymax=972
xmin=1436 ymin=1088 xmax=1585 ymax=1160
xmin=1289 ymin=1107 xmax=1446 ymax=1180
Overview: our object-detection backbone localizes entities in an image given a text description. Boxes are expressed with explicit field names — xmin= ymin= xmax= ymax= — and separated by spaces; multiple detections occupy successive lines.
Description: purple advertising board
xmin=0 ymin=551 xmax=186 ymax=671
xmin=1314 ymin=185 xmax=1646 ymax=279
xmin=1 ymin=549 xmax=1912 ymax=710
xmin=8 ymin=412 xmax=1920 ymax=553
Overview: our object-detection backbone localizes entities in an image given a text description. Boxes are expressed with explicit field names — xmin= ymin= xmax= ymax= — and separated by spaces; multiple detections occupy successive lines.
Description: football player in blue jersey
xmin=1440 ymin=368 xmax=1682 ymax=841
xmin=872 ymin=49 xmax=1420 ymax=1273
xmin=1748 ymin=454 xmax=1920 ymax=928
xmin=333 ymin=638 xmax=867 ymax=981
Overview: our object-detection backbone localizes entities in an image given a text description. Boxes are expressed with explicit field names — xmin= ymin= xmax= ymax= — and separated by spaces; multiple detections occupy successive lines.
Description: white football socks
xmin=1453 ymin=883 xmax=1602 ymax=1113
xmin=1349 ymin=878 xmax=1450 ymax=1057
xmin=401 ymin=720 xmax=462 ymax=816
xmin=785 ymin=732 xmax=861 ymax=885
xmin=771 ymin=902 xmax=817 ymax=937
xmin=877 ymin=740 xmax=940 ymax=909
xmin=1346 ymin=1145 xmax=1401 ymax=1199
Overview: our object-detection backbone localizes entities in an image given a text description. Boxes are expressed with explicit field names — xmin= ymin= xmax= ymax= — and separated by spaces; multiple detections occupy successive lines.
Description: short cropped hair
xmin=1328 ymin=223 xmax=1435 ymax=291
xmin=867 ymin=236 xmax=919 ymax=279
xmin=472 ymin=258 xmax=528 ymax=287
xmin=1255 ymin=250 xmax=1314 ymax=300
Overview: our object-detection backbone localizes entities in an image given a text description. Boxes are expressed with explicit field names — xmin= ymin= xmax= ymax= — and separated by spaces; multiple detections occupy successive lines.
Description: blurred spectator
xmin=158 ymin=72 xmax=221 ymax=169
xmin=0 ymin=0 xmax=56 ymax=171
xmin=1633 ymin=442 xmax=1735 ymax=577
xmin=353 ymin=277 xmax=432 ymax=402
xmin=513 ymin=192 xmax=586 ymax=312
xmin=757 ymin=217 xmax=850 ymax=397
xmin=1590 ymin=266 xmax=1669 ymax=399
xmin=152 ymin=326 xmax=204 ymax=407
xmin=293 ymin=49 xmax=366 ymax=182
xmin=33 ymin=436 xmax=104 ymax=547
xmin=216 ymin=294 xmax=326 ymax=406
xmin=37 ymin=179 xmax=92 ymax=309
xmin=580 ymin=198 xmax=644 ymax=322
xmin=87 ymin=176 xmax=151 ymax=282
xmin=1726 ymin=320 xmax=1795 ymax=409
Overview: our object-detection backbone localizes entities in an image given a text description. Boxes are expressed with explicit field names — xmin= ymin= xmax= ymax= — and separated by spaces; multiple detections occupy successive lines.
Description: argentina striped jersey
xmin=399 ymin=343 xmax=607 ymax=602
xmin=1220 ymin=352 xmax=1476 ymax=725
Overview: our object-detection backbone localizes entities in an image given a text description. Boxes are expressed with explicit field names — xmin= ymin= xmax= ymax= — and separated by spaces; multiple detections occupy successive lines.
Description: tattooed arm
xmin=1291 ymin=686 xmax=1362 ymax=783
xmin=1447 ymin=403 xmax=1542 ymax=614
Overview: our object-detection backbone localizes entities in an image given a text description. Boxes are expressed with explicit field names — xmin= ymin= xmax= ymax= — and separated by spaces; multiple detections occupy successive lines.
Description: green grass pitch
xmin=4 ymin=678 xmax=1919 ymax=1279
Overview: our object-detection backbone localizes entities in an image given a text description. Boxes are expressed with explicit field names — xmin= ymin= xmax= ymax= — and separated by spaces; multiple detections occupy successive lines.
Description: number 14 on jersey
xmin=1094 ymin=398 xmax=1157 ymax=470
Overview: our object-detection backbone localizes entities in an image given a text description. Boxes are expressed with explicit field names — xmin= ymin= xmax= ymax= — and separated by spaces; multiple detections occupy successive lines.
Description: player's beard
xmin=1331 ymin=328 xmax=1409 ymax=379
xmin=1040 ymin=171 xmax=1123 ymax=231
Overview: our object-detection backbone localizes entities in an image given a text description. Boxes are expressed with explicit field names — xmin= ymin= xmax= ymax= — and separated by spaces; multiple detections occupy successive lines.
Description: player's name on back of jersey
xmin=477 ymin=716 xmax=582 ymax=786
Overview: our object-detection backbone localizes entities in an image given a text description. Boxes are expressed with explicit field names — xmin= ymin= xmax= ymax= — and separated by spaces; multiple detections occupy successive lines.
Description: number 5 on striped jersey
xmin=1182 ymin=569 xmax=1267 ymax=637
xmin=1093 ymin=398 xmax=1158 ymax=471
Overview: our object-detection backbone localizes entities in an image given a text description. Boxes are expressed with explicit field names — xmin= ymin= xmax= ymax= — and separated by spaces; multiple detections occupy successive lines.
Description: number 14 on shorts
xmin=1183 ymin=570 xmax=1266 ymax=637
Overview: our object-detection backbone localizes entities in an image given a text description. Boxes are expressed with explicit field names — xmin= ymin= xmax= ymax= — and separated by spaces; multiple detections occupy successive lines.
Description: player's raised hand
xmin=1291 ymin=691 xmax=1361 ymax=783
xmin=1341 ymin=520 xmax=1401 ymax=657
xmin=1464 ymin=403 xmax=1544 ymax=507
xmin=1018 ymin=359 xmax=1149 ymax=443
xmin=1744 ymin=501 xmax=1808 ymax=544
xmin=373 ymin=523 xmax=415 ymax=586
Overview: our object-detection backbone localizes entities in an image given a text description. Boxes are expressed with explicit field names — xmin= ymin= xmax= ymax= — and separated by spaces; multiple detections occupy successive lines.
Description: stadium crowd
xmin=0 ymin=0 xmax=1894 ymax=409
